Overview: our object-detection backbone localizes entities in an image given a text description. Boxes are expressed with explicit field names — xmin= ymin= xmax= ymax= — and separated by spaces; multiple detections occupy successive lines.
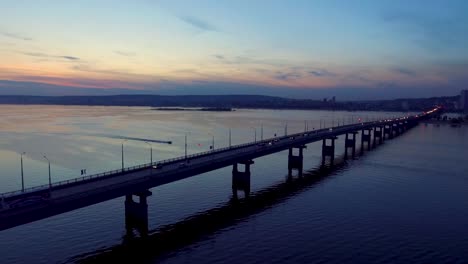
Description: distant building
xmin=331 ymin=96 xmax=336 ymax=103
xmin=461 ymin=90 xmax=468 ymax=112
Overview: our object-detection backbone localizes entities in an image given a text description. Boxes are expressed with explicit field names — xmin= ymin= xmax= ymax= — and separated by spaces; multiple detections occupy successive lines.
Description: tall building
xmin=461 ymin=90 xmax=468 ymax=112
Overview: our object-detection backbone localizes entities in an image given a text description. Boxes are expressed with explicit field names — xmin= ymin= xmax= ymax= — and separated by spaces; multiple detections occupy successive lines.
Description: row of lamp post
xmin=18 ymin=153 xmax=52 ymax=193
xmin=18 ymin=116 xmax=392 ymax=193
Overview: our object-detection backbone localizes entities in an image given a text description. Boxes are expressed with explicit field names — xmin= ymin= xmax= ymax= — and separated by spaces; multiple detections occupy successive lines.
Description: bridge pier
xmin=384 ymin=124 xmax=392 ymax=140
xmin=392 ymin=123 xmax=400 ymax=137
xmin=399 ymin=122 xmax=405 ymax=134
xmin=361 ymin=128 xmax=372 ymax=152
xmin=125 ymin=190 xmax=152 ymax=236
xmin=373 ymin=126 xmax=383 ymax=147
xmin=232 ymin=160 xmax=254 ymax=198
xmin=288 ymin=145 xmax=306 ymax=177
xmin=344 ymin=132 xmax=358 ymax=159
xmin=322 ymin=137 xmax=337 ymax=165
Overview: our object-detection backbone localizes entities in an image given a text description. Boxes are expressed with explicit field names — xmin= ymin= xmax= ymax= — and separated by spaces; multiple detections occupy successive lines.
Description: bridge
xmin=0 ymin=107 xmax=441 ymax=233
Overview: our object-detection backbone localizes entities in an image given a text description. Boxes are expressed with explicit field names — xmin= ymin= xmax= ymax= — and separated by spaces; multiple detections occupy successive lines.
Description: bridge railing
xmin=0 ymin=110 xmax=435 ymax=199
xmin=0 ymin=132 xmax=278 ymax=199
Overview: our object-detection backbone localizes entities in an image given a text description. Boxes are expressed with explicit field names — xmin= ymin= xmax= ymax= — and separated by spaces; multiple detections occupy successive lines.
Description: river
xmin=0 ymin=105 xmax=466 ymax=263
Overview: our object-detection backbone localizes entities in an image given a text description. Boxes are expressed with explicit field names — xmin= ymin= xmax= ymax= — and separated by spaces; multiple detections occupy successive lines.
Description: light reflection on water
xmin=0 ymin=105 xmax=467 ymax=264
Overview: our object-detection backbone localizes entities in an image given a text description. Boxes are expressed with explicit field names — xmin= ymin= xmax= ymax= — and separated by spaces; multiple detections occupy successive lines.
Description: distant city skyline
xmin=0 ymin=0 xmax=467 ymax=99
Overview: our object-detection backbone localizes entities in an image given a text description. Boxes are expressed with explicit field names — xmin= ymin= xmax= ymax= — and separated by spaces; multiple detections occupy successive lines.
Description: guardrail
xmin=0 ymin=110 xmax=434 ymax=200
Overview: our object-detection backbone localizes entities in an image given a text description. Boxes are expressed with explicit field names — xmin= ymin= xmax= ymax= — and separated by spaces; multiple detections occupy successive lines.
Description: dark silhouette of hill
xmin=0 ymin=94 xmax=458 ymax=111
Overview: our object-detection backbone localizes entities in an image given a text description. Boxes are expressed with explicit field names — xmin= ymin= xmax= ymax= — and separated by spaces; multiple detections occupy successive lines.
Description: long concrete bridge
xmin=0 ymin=107 xmax=441 ymax=233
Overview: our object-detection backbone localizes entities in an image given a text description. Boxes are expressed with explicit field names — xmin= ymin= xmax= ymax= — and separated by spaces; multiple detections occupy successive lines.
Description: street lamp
xmin=260 ymin=123 xmax=263 ymax=141
xmin=208 ymin=133 xmax=215 ymax=150
xmin=20 ymin=152 xmax=26 ymax=192
xmin=229 ymin=128 xmax=232 ymax=148
xmin=43 ymin=155 xmax=51 ymax=189
xmin=250 ymin=127 xmax=257 ymax=143
xmin=144 ymin=141 xmax=152 ymax=164
xmin=184 ymin=132 xmax=190 ymax=159
xmin=284 ymin=123 xmax=288 ymax=136
xmin=121 ymin=139 xmax=128 ymax=170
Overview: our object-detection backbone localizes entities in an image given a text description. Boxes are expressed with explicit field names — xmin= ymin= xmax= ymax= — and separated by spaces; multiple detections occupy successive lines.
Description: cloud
xmin=61 ymin=56 xmax=80 ymax=61
xmin=392 ymin=67 xmax=416 ymax=76
xmin=114 ymin=50 xmax=136 ymax=57
xmin=180 ymin=16 xmax=217 ymax=31
xmin=274 ymin=71 xmax=302 ymax=81
xmin=308 ymin=69 xmax=335 ymax=77
xmin=213 ymin=54 xmax=286 ymax=68
xmin=1 ymin=32 xmax=32 ymax=41
xmin=21 ymin=52 xmax=80 ymax=61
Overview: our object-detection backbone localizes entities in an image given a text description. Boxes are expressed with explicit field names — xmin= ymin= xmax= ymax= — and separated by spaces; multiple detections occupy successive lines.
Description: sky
xmin=0 ymin=0 xmax=467 ymax=99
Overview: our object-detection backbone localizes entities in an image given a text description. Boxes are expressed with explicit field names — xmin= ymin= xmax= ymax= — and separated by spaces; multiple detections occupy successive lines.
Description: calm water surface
xmin=0 ymin=105 xmax=466 ymax=264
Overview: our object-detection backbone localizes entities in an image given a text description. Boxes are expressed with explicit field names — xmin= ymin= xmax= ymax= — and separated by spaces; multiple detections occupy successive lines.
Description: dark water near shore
xmin=0 ymin=105 xmax=467 ymax=263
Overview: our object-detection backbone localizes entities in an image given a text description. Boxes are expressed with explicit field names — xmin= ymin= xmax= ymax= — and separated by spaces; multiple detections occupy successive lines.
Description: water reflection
xmin=73 ymin=155 xmax=352 ymax=264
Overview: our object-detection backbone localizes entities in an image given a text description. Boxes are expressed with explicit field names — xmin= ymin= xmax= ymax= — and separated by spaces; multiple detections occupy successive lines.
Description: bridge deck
xmin=0 ymin=108 xmax=439 ymax=231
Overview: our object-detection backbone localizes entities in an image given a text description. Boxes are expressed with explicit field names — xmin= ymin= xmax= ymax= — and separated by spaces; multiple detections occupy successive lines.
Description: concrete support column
xmin=384 ymin=124 xmax=393 ymax=140
xmin=288 ymin=145 xmax=306 ymax=177
xmin=361 ymin=128 xmax=372 ymax=151
xmin=322 ymin=137 xmax=337 ymax=165
xmin=399 ymin=122 xmax=405 ymax=133
xmin=373 ymin=126 xmax=383 ymax=147
xmin=125 ymin=190 xmax=152 ymax=236
xmin=344 ymin=132 xmax=358 ymax=159
xmin=232 ymin=160 xmax=254 ymax=198
xmin=393 ymin=123 xmax=400 ymax=137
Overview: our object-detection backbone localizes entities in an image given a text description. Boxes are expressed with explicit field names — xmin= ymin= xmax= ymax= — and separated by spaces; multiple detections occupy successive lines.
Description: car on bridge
xmin=178 ymin=162 xmax=188 ymax=168
xmin=153 ymin=163 xmax=163 ymax=169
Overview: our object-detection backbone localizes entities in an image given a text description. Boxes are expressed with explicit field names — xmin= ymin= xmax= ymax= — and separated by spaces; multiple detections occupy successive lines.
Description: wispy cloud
xmin=213 ymin=54 xmax=286 ymax=67
xmin=21 ymin=52 xmax=80 ymax=61
xmin=114 ymin=50 xmax=136 ymax=57
xmin=392 ymin=67 xmax=416 ymax=76
xmin=1 ymin=32 xmax=32 ymax=41
xmin=274 ymin=71 xmax=302 ymax=81
xmin=308 ymin=69 xmax=335 ymax=77
xmin=180 ymin=16 xmax=217 ymax=31
xmin=61 ymin=56 xmax=79 ymax=61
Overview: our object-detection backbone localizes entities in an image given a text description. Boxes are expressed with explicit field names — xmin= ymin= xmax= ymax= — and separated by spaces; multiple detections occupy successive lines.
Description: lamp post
xmin=43 ymin=155 xmax=51 ymax=189
xmin=121 ymin=139 xmax=128 ymax=170
xmin=260 ymin=123 xmax=263 ymax=141
xmin=229 ymin=128 xmax=232 ymax=147
xmin=250 ymin=127 xmax=257 ymax=143
xmin=184 ymin=132 xmax=189 ymax=159
xmin=284 ymin=123 xmax=288 ymax=136
xmin=208 ymin=133 xmax=215 ymax=150
xmin=20 ymin=152 xmax=26 ymax=192
xmin=144 ymin=141 xmax=152 ymax=164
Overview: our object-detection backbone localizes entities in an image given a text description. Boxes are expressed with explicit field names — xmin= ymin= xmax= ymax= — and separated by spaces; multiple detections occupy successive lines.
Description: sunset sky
xmin=1 ymin=0 xmax=467 ymax=99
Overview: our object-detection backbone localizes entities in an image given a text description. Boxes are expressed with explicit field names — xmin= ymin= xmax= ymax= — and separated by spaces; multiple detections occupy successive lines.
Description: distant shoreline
xmin=0 ymin=94 xmax=461 ymax=112
xmin=152 ymin=107 xmax=234 ymax=112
